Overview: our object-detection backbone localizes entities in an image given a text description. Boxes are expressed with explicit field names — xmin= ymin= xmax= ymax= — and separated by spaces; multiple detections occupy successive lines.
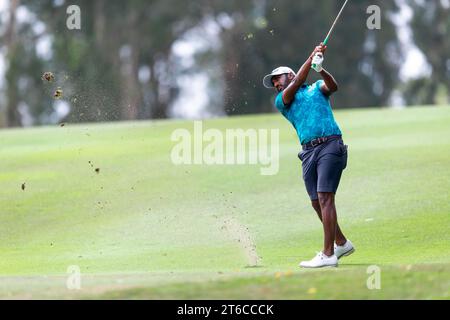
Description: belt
xmin=302 ymin=135 xmax=342 ymax=150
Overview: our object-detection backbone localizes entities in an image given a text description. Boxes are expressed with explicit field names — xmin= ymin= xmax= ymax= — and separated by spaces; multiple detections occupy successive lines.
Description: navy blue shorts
xmin=298 ymin=137 xmax=348 ymax=201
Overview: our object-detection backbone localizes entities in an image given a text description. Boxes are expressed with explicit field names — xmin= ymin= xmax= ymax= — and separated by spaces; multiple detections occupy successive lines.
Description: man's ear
xmin=288 ymin=73 xmax=295 ymax=81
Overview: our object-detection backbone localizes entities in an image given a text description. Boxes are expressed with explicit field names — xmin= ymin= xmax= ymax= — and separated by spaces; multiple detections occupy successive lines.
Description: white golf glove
xmin=312 ymin=53 xmax=324 ymax=73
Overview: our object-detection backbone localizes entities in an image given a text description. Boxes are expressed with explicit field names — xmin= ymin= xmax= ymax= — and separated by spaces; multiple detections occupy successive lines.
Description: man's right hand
xmin=310 ymin=43 xmax=327 ymax=59
xmin=282 ymin=43 xmax=327 ymax=105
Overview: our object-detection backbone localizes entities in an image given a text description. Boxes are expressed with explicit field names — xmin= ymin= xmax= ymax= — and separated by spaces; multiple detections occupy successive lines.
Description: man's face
xmin=271 ymin=74 xmax=292 ymax=92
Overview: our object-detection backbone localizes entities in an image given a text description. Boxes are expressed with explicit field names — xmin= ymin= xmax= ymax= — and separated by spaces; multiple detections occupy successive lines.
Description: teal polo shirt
xmin=275 ymin=80 xmax=342 ymax=145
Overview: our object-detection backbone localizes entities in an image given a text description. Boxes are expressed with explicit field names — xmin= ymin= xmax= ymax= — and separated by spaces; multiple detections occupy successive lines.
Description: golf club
xmin=312 ymin=0 xmax=350 ymax=70
xmin=323 ymin=0 xmax=350 ymax=46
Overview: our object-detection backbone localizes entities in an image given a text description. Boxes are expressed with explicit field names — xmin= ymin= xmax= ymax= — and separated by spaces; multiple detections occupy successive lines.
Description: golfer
xmin=263 ymin=43 xmax=355 ymax=268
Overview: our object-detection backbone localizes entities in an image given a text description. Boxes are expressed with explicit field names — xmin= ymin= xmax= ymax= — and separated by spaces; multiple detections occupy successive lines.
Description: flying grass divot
xmin=41 ymin=72 xmax=55 ymax=82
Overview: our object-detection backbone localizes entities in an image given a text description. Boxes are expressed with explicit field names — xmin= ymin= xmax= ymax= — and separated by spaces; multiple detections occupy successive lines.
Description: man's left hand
xmin=312 ymin=53 xmax=324 ymax=72
xmin=310 ymin=43 xmax=327 ymax=59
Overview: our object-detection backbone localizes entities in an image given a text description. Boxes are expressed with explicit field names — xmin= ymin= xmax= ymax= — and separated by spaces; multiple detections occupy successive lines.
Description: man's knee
xmin=318 ymin=192 xmax=334 ymax=208
xmin=311 ymin=199 xmax=320 ymax=209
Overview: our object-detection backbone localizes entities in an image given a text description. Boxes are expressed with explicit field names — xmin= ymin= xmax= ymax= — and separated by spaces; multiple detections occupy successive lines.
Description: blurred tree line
xmin=0 ymin=0 xmax=448 ymax=127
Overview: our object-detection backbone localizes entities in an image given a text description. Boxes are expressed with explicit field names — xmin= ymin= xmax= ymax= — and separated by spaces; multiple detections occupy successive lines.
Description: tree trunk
xmin=120 ymin=8 xmax=143 ymax=121
xmin=149 ymin=63 xmax=168 ymax=119
xmin=5 ymin=0 xmax=20 ymax=127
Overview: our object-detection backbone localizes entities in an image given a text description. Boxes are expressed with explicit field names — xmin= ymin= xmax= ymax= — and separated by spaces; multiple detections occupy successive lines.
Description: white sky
xmin=170 ymin=17 xmax=225 ymax=119
xmin=392 ymin=0 xmax=432 ymax=81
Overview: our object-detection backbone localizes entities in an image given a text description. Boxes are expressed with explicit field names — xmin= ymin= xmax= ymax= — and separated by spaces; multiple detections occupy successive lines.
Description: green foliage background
xmin=0 ymin=0 xmax=449 ymax=127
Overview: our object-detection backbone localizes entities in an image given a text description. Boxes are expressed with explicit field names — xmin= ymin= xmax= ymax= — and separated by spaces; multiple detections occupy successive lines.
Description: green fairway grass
xmin=0 ymin=105 xmax=449 ymax=299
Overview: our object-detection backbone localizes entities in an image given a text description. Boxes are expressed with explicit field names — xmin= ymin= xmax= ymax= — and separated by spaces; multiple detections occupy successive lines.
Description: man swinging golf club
xmin=263 ymin=43 xmax=355 ymax=268
xmin=263 ymin=0 xmax=354 ymax=269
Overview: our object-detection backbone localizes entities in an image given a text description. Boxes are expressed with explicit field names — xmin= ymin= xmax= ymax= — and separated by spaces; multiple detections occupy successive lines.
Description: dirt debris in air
xmin=21 ymin=183 xmax=26 ymax=191
xmin=53 ymin=87 xmax=63 ymax=99
xmin=88 ymin=161 xmax=101 ymax=174
xmin=222 ymin=216 xmax=261 ymax=267
xmin=41 ymin=71 xmax=55 ymax=82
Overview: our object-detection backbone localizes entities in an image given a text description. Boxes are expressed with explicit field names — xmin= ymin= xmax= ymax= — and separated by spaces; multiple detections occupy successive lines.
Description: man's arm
xmin=319 ymin=69 xmax=339 ymax=96
xmin=282 ymin=45 xmax=325 ymax=105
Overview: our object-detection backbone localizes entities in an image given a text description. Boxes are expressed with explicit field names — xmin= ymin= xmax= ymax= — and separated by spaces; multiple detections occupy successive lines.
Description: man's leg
xmin=311 ymin=200 xmax=347 ymax=246
xmin=316 ymin=139 xmax=349 ymax=256
xmin=299 ymin=195 xmax=340 ymax=268
xmin=317 ymin=193 xmax=340 ymax=257
xmin=300 ymin=140 xmax=354 ymax=267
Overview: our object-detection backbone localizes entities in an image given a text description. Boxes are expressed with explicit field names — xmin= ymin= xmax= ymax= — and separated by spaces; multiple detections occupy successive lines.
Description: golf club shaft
xmin=323 ymin=0 xmax=350 ymax=46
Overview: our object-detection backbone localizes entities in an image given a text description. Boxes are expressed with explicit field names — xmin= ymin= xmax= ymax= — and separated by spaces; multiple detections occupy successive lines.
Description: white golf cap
xmin=263 ymin=66 xmax=295 ymax=88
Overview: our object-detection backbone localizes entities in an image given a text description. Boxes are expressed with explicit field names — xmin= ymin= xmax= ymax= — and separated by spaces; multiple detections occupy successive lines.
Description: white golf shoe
xmin=299 ymin=252 xmax=338 ymax=268
xmin=334 ymin=240 xmax=355 ymax=260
